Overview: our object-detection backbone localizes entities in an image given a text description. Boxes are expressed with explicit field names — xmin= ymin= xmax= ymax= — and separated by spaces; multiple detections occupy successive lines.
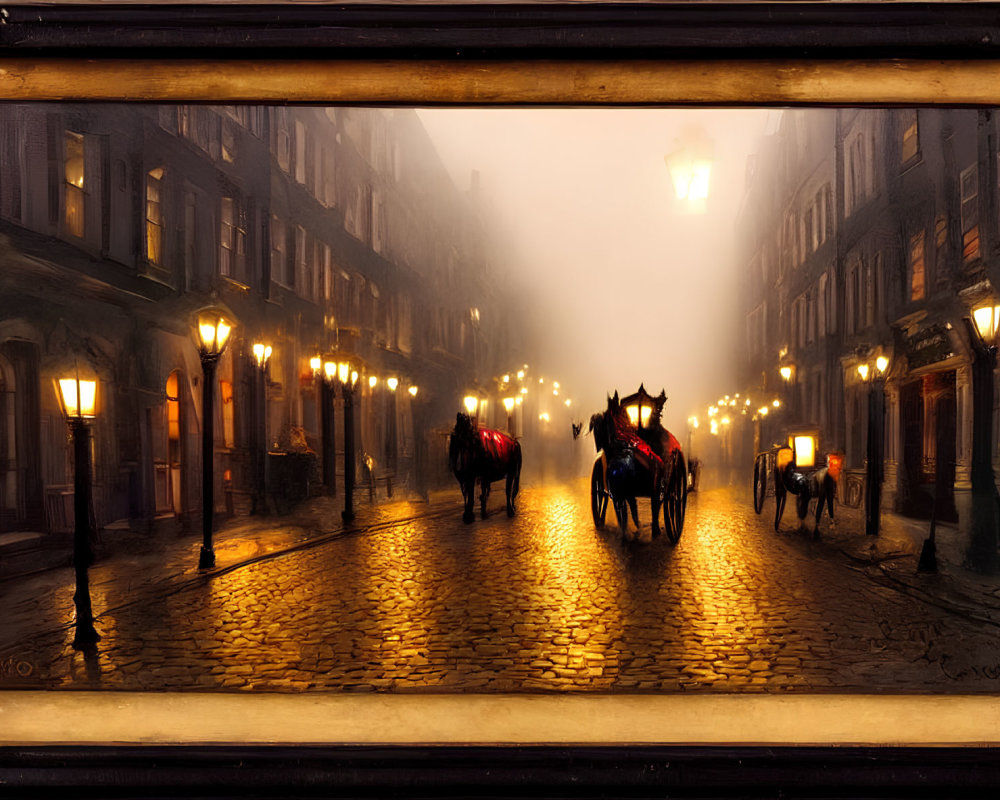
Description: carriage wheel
xmin=663 ymin=458 xmax=685 ymax=545
xmin=752 ymin=454 xmax=767 ymax=514
xmin=590 ymin=460 xmax=608 ymax=527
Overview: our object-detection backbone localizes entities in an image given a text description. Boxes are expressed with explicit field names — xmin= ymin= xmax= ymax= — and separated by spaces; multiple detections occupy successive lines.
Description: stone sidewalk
xmin=775 ymin=492 xmax=1000 ymax=629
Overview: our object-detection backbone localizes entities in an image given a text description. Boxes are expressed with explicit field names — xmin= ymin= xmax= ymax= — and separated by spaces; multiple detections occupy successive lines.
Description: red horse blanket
xmin=477 ymin=427 xmax=518 ymax=463
xmin=610 ymin=410 xmax=664 ymax=471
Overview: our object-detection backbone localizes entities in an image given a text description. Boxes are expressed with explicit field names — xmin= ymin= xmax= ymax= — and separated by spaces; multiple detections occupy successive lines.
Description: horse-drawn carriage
xmin=752 ymin=431 xmax=843 ymax=534
xmin=588 ymin=385 xmax=687 ymax=542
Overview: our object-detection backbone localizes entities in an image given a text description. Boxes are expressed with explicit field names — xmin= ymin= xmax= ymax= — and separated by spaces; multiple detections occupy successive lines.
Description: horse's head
xmin=449 ymin=412 xmax=477 ymax=476
xmin=588 ymin=412 xmax=609 ymax=453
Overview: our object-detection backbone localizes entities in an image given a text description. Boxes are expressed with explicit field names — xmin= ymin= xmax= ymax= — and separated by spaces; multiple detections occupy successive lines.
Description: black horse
xmin=448 ymin=413 xmax=522 ymax=524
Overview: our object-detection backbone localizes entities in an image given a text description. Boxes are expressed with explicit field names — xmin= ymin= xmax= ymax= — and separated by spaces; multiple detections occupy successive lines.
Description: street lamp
xmin=340 ymin=362 xmax=359 ymax=522
xmin=250 ymin=342 xmax=271 ymax=515
xmin=503 ymin=396 xmax=515 ymax=434
xmin=857 ymin=355 xmax=889 ymax=537
xmin=312 ymin=358 xmax=338 ymax=497
xmin=964 ymin=304 xmax=1000 ymax=573
xmin=56 ymin=371 xmax=100 ymax=650
xmin=194 ymin=308 xmax=233 ymax=569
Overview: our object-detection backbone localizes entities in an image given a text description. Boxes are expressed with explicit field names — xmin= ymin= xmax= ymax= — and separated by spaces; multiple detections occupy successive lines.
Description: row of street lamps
xmin=61 ymin=307 xmax=426 ymax=649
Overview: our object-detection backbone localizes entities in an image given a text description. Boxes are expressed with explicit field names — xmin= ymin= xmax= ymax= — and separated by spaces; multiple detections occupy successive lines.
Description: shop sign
xmin=906 ymin=323 xmax=955 ymax=369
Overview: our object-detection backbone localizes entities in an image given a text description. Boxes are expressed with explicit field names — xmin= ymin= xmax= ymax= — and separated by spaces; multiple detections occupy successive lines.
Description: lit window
xmin=146 ymin=167 xmax=164 ymax=265
xmin=901 ymin=110 xmax=919 ymax=163
xmin=909 ymin=229 xmax=926 ymax=301
xmin=64 ymin=131 xmax=85 ymax=238
xmin=220 ymin=380 xmax=235 ymax=449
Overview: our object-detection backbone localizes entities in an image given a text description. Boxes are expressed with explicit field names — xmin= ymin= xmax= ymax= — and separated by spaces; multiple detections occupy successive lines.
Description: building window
xmin=64 ymin=130 xmax=85 ymax=238
xmin=295 ymin=225 xmax=308 ymax=295
xmin=909 ymin=229 xmax=926 ymax=301
xmin=294 ymin=120 xmax=307 ymax=185
xmin=219 ymin=197 xmax=247 ymax=279
xmin=322 ymin=243 xmax=332 ymax=302
xmin=220 ymin=380 xmax=235 ymax=449
xmin=818 ymin=274 xmax=827 ymax=336
xmin=270 ymin=215 xmax=288 ymax=286
xmin=961 ymin=164 xmax=980 ymax=262
xmin=275 ymin=110 xmax=291 ymax=173
xmin=901 ymin=110 xmax=919 ymax=163
xmin=222 ymin=121 xmax=236 ymax=163
xmin=847 ymin=133 xmax=869 ymax=215
xmin=146 ymin=167 xmax=165 ymax=265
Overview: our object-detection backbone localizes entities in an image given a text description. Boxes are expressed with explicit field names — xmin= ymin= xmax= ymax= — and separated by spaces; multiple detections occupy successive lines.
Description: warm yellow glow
xmin=708 ymin=406 xmax=717 ymax=416
xmin=502 ymin=374 xmax=510 ymax=383
xmin=875 ymin=356 xmax=889 ymax=374
xmin=779 ymin=365 xmax=793 ymax=381
xmin=792 ymin=435 xmax=817 ymax=468
xmin=350 ymin=370 xmax=358 ymax=387
xmin=196 ymin=311 xmax=233 ymax=355
xmin=692 ymin=417 xmax=699 ymax=429
xmin=369 ymin=376 xmax=378 ymax=389
xmin=710 ymin=419 xmax=719 ymax=435
xmin=58 ymin=377 xmax=97 ymax=419
xmin=338 ymin=362 xmax=350 ymax=383
xmin=564 ymin=399 xmax=572 ymax=407
xmin=729 ymin=399 xmax=736 ymax=406
xmin=553 ymin=382 xmax=560 ymax=389
xmin=552 ymin=389 xmax=559 ymax=396
xmin=857 ymin=363 xmax=869 ymax=381
xmin=324 ymin=361 xmax=336 ymax=379
xmin=973 ymin=305 xmax=1000 ymax=341
xmin=625 ymin=404 xmax=652 ymax=427
xmin=463 ymin=395 xmax=479 ymax=415
xmin=721 ymin=416 xmax=731 ymax=425
xmin=520 ymin=387 xmax=528 ymax=395
xmin=310 ymin=356 xmax=322 ymax=373
xmin=745 ymin=398 xmax=751 ymax=406
xmin=408 ymin=385 xmax=419 ymax=398
xmin=539 ymin=412 xmax=550 ymax=422
xmin=252 ymin=343 xmax=271 ymax=368
xmin=772 ymin=399 xmax=781 ymax=408
xmin=515 ymin=396 xmax=523 ymax=406
xmin=665 ymin=148 xmax=712 ymax=210
xmin=387 ymin=377 xmax=398 ymax=391
xmin=776 ymin=447 xmax=794 ymax=470
xmin=759 ymin=407 xmax=769 ymax=416
xmin=516 ymin=370 xmax=525 ymax=380
xmin=503 ymin=397 xmax=515 ymax=412
xmin=539 ymin=378 xmax=544 ymax=384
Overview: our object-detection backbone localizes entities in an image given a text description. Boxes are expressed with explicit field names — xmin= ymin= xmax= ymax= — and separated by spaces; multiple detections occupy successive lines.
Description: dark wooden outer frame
xmin=2 ymin=2 xmax=1000 ymax=796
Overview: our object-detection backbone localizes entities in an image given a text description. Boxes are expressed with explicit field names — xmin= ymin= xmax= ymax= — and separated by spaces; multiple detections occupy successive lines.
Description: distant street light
xmin=251 ymin=342 xmax=271 ymax=514
xmin=194 ymin=309 xmax=233 ymax=569
xmin=858 ymin=355 xmax=889 ymax=537
xmin=340 ymin=363 xmax=359 ymax=522
xmin=503 ymin=396 xmax=515 ymax=434
xmin=665 ymin=128 xmax=714 ymax=213
xmin=57 ymin=371 xmax=100 ymax=650
xmin=964 ymin=304 xmax=1000 ymax=573
xmin=313 ymin=358 xmax=337 ymax=497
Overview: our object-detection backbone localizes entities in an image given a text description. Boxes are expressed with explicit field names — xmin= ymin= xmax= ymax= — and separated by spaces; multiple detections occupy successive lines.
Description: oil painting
xmin=2 ymin=1 xmax=1000 ymax=795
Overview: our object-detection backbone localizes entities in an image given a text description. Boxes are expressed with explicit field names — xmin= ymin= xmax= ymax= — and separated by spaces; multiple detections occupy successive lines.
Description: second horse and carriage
xmin=587 ymin=385 xmax=688 ymax=542
xmin=447 ymin=384 xmax=688 ymax=543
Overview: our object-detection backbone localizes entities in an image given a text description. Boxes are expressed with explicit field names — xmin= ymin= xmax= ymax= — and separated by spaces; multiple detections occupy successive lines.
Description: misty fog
xmin=417 ymin=108 xmax=774 ymax=434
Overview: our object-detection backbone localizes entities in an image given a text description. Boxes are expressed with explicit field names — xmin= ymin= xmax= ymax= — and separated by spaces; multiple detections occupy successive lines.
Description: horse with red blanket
xmin=448 ymin=413 xmax=522 ymax=523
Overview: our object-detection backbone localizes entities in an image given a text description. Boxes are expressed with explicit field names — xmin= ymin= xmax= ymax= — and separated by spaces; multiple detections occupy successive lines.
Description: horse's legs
xmin=650 ymin=471 xmax=663 ymax=537
xmin=774 ymin=484 xmax=786 ymax=531
xmin=480 ymin=480 xmax=491 ymax=519
xmin=462 ymin=478 xmax=475 ymax=524
xmin=628 ymin=497 xmax=640 ymax=530
xmin=505 ymin=470 xmax=515 ymax=517
xmin=613 ymin=498 xmax=630 ymax=537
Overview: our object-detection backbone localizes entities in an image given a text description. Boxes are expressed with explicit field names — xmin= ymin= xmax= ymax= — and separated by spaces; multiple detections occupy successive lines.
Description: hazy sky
xmin=417 ymin=108 xmax=774 ymax=432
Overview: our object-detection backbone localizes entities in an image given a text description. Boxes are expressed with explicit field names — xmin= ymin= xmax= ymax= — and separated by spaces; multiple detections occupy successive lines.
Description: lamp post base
xmin=198 ymin=546 xmax=216 ymax=570
xmin=72 ymin=620 xmax=101 ymax=651
xmin=341 ymin=509 xmax=355 ymax=523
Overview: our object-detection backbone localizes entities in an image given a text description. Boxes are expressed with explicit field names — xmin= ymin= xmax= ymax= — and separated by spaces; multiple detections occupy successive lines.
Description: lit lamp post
xmin=57 ymin=372 xmax=100 ymax=649
xmin=503 ymin=397 xmax=515 ymax=434
xmin=463 ymin=394 xmax=479 ymax=425
xmin=195 ymin=309 xmax=233 ymax=569
xmin=312 ymin=357 xmax=338 ymax=497
xmin=964 ymin=304 xmax=1000 ymax=573
xmin=251 ymin=343 xmax=271 ymax=514
xmin=664 ymin=129 xmax=713 ymax=213
xmin=340 ymin=362 xmax=359 ymax=522
xmin=858 ymin=355 xmax=889 ymax=537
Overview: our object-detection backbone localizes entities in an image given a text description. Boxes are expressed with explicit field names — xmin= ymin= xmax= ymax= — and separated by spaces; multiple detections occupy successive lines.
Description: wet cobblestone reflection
xmin=6 ymin=483 xmax=1000 ymax=692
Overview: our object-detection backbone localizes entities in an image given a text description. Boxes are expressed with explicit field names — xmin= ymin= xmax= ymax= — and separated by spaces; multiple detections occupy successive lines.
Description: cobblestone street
xmin=4 ymin=482 xmax=1000 ymax=693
